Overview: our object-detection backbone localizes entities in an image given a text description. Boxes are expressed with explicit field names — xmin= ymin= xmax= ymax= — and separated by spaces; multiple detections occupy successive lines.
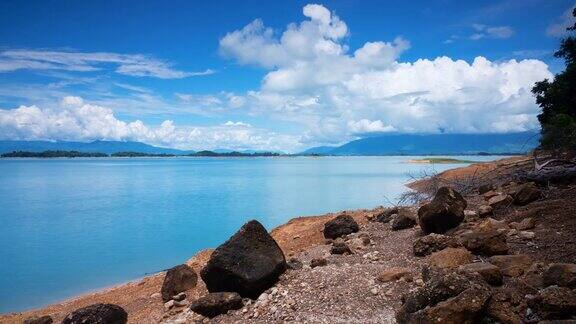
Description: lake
xmin=0 ymin=156 xmax=503 ymax=312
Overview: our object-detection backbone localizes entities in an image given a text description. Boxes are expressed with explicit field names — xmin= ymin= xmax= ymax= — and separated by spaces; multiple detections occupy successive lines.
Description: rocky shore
xmin=4 ymin=155 xmax=576 ymax=323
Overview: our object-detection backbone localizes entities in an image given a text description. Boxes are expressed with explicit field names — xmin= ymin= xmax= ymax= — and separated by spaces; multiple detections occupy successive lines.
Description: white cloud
xmin=0 ymin=4 xmax=555 ymax=151
xmin=347 ymin=119 xmax=396 ymax=134
xmin=219 ymin=4 xmax=349 ymax=68
xmin=0 ymin=50 xmax=214 ymax=79
xmin=547 ymin=5 xmax=576 ymax=37
xmin=216 ymin=4 xmax=551 ymax=145
xmin=0 ymin=96 xmax=302 ymax=152
xmin=469 ymin=24 xmax=514 ymax=40
xmin=223 ymin=121 xmax=251 ymax=127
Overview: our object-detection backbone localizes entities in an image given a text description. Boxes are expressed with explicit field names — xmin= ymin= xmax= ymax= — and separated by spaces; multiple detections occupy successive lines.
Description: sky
xmin=0 ymin=0 xmax=575 ymax=152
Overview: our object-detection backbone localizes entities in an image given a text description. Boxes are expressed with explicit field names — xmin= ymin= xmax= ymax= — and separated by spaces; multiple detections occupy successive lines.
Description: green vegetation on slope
xmin=532 ymin=8 xmax=576 ymax=150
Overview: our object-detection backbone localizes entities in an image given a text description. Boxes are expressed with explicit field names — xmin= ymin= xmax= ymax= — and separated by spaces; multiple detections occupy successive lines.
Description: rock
xmin=62 ymin=303 xmax=128 ymax=324
xmin=375 ymin=207 xmax=398 ymax=223
xmin=189 ymin=292 xmax=243 ymax=318
xmin=478 ymin=205 xmax=493 ymax=217
xmin=286 ymin=258 xmax=303 ymax=270
xmin=323 ymin=214 xmax=359 ymax=239
xmin=483 ymin=190 xmax=500 ymax=200
xmin=377 ymin=267 xmax=412 ymax=283
xmin=509 ymin=217 xmax=535 ymax=231
xmin=331 ymin=242 xmax=352 ymax=255
xmin=458 ymin=228 xmax=509 ymax=256
xmin=150 ymin=292 xmax=161 ymax=299
xmin=23 ymin=316 xmax=53 ymax=324
xmin=478 ymin=183 xmax=495 ymax=195
xmin=417 ymin=187 xmax=467 ymax=234
xmin=164 ymin=300 xmax=175 ymax=310
xmin=488 ymin=194 xmax=513 ymax=209
xmin=543 ymin=263 xmax=576 ymax=288
xmin=487 ymin=279 xmax=537 ymax=324
xmin=200 ymin=220 xmax=287 ymax=299
xmin=310 ymin=258 xmax=328 ymax=268
xmin=161 ymin=264 xmax=198 ymax=302
xmin=510 ymin=182 xmax=542 ymax=206
xmin=518 ymin=231 xmax=535 ymax=239
xmin=390 ymin=211 xmax=416 ymax=231
xmin=528 ymin=286 xmax=576 ymax=320
xmin=428 ymin=247 xmax=474 ymax=269
xmin=172 ymin=292 xmax=186 ymax=301
xmin=458 ymin=262 xmax=503 ymax=286
xmin=396 ymin=271 xmax=491 ymax=324
xmin=412 ymin=233 xmax=460 ymax=257
xmin=489 ymin=255 xmax=532 ymax=277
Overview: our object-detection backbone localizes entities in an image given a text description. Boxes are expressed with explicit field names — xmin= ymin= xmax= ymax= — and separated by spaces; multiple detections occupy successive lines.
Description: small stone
xmin=190 ymin=292 xmax=243 ymax=318
xmin=173 ymin=300 xmax=189 ymax=307
xmin=172 ymin=292 xmax=186 ymax=301
xmin=370 ymin=287 xmax=379 ymax=295
xmin=150 ymin=292 xmax=161 ymax=299
xmin=488 ymin=194 xmax=513 ymax=209
xmin=543 ymin=263 xmax=576 ymax=288
xmin=509 ymin=217 xmax=535 ymax=231
xmin=310 ymin=258 xmax=328 ymax=268
xmin=488 ymin=254 xmax=532 ymax=277
xmin=287 ymin=257 xmax=303 ymax=270
xmin=331 ymin=242 xmax=352 ymax=255
xmin=377 ymin=267 xmax=412 ymax=283
xmin=519 ymin=231 xmax=535 ymax=239
xmin=429 ymin=247 xmax=474 ymax=269
xmin=164 ymin=300 xmax=175 ymax=310
xmin=478 ymin=205 xmax=493 ymax=217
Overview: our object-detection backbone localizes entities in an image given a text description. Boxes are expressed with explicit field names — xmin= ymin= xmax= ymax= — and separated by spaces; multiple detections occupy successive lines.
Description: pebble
xmin=172 ymin=292 xmax=186 ymax=301
xmin=164 ymin=300 xmax=175 ymax=310
xmin=519 ymin=231 xmax=535 ymax=239
xmin=370 ymin=287 xmax=379 ymax=295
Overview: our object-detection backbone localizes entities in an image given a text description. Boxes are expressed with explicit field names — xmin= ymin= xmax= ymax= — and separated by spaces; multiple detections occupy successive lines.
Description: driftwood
xmin=517 ymin=165 xmax=576 ymax=185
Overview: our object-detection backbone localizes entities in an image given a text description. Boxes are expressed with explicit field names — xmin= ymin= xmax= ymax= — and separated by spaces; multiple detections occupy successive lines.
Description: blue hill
xmin=302 ymin=132 xmax=540 ymax=155
xmin=0 ymin=140 xmax=191 ymax=155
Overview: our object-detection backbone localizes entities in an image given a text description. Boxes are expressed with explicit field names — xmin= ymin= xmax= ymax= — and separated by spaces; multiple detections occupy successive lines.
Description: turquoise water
xmin=0 ymin=156 xmax=502 ymax=312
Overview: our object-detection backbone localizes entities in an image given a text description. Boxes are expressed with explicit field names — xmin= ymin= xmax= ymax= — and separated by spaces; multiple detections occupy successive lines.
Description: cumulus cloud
xmin=546 ymin=5 xmax=576 ymax=37
xmin=0 ymin=96 xmax=301 ymax=151
xmin=219 ymin=4 xmax=349 ymax=68
xmin=0 ymin=50 xmax=214 ymax=79
xmin=216 ymin=4 xmax=551 ymax=144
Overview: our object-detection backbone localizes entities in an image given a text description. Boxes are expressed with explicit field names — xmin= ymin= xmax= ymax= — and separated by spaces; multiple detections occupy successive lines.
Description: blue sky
xmin=0 ymin=0 xmax=575 ymax=152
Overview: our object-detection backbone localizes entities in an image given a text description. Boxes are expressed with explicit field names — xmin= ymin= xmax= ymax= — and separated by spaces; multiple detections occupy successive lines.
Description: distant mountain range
xmin=301 ymin=132 xmax=540 ymax=155
xmin=0 ymin=132 xmax=540 ymax=157
xmin=0 ymin=140 xmax=191 ymax=155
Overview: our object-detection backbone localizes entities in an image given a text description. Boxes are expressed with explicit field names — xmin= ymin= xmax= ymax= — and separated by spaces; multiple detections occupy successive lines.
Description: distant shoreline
xmin=0 ymin=150 xmax=526 ymax=159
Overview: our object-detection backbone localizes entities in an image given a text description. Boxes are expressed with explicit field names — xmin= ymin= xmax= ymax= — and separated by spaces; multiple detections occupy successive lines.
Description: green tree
xmin=532 ymin=8 xmax=576 ymax=150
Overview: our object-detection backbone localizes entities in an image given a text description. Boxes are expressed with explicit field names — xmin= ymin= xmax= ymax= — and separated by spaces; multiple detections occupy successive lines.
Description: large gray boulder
xmin=200 ymin=220 xmax=286 ymax=299
xmin=418 ymin=187 xmax=467 ymax=234
xmin=62 ymin=303 xmax=127 ymax=324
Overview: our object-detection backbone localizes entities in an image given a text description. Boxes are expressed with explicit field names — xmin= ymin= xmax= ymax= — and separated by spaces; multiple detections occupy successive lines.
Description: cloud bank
xmin=0 ymin=4 xmax=555 ymax=151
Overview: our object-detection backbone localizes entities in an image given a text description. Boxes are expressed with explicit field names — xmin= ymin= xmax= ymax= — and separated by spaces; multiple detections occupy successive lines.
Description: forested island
xmin=0 ymin=150 xmax=283 ymax=158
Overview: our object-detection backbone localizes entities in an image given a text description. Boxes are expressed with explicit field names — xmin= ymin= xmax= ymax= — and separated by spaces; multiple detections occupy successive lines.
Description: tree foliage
xmin=532 ymin=8 xmax=576 ymax=150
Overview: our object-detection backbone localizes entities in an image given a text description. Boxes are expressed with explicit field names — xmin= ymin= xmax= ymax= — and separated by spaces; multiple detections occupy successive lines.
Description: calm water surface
xmin=0 ymin=156 xmax=503 ymax=312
